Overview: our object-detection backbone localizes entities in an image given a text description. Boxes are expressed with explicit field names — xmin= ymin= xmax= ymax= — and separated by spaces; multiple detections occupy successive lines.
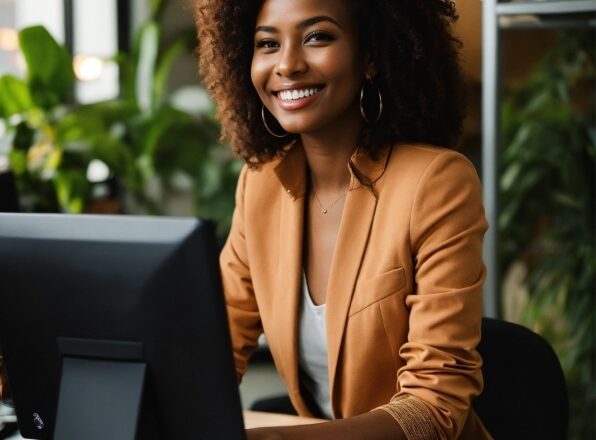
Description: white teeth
xmin=279 ymin=88 xmax=320 ymax=101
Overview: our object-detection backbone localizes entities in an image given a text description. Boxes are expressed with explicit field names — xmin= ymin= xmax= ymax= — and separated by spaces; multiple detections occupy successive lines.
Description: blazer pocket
xmin=349 ymin=266 xmax=406 ymax=317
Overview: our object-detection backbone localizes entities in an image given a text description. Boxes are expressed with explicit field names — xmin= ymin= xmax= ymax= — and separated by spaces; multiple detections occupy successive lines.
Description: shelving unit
xmin=496 ymin=0 xmax=595 ymax=15
xmin=481 ymin=0 xmax=596 ymax=318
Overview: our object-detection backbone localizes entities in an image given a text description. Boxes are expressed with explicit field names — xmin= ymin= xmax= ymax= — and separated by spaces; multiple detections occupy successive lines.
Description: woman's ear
xmin=364 ymin=53 xmax=378 ymax=80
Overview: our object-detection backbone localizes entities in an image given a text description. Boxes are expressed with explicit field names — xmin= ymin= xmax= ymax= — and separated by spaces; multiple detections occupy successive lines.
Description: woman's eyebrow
xmin=299 ymin=16 xmax=342 ymax=30
xmin=255 ymin=25 xmax=278 ymax=34
xmin=254 ymin=15 xmax=342 ymax=34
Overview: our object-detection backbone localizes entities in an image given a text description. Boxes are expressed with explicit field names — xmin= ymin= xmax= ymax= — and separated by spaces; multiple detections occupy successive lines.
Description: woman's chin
xmin=277 ymin=124 xmax=303 ymax=136
xmin=277 ymin=120 xmax=322 ymax=137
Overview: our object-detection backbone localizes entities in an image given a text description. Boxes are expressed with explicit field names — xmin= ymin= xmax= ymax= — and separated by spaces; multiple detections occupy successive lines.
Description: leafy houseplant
xmin=0 ymin=2 xmax=241 ymax=235
xmin=499 ymin=30 xmax=595 ymax=439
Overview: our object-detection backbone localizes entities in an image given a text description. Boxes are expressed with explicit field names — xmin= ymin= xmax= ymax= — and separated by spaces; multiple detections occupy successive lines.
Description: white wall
xmin=16 ymin=0 xmax=64 ymax=42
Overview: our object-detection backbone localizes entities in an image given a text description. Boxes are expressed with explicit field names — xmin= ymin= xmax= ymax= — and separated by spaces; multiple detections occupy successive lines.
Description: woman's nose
xmin=274 ymin=44 xmax=307 ymax=78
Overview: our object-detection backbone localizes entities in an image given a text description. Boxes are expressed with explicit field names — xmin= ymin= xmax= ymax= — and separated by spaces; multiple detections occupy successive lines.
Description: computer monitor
xmin=0 ymin=213 xmax=246 ymax=440
xmin=0 ymin=171 xmax=19 ymax=212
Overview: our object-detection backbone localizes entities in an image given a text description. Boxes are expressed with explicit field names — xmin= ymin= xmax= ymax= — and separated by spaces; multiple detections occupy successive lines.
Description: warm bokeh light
xmin=73 ymin=54 xmax=104 ymax=81
xmin=0 ymin=27 xmax=19 ymax=51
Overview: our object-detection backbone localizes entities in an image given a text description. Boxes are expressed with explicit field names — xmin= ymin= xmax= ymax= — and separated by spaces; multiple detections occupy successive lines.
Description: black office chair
xmin=474 ymin=318 xmax=569 ymax=440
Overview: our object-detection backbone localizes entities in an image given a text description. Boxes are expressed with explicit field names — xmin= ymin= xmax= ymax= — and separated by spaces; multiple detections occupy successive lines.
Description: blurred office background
xmin=0 ymin=0 xmax=594 ymax=438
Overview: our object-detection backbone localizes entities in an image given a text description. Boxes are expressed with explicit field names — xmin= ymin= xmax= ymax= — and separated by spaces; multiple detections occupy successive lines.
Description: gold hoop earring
xmin=360 ymin=79 xmax=383 ymax=124
xmin=261 ymin=105 xmax=289 ymax=138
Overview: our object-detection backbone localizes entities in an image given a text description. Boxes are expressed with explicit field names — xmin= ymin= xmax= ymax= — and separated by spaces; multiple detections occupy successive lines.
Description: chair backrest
xmin=474 ymin=318 xmax=569 ymax=440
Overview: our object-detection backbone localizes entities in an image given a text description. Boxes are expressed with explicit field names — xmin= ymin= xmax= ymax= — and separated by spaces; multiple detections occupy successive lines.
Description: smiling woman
xmin=195 ymin=1 xmax=491 ymax=439
xmin=197 ymin=0 xmax=466 ymax=166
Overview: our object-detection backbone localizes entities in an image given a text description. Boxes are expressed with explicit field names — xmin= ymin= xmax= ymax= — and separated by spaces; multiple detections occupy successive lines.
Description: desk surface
xmin=243 ymin=411 xmax=325 ymax=429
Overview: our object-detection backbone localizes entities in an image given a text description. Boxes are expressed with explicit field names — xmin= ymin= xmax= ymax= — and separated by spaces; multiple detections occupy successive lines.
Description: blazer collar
xmin=273 ymin=141 xmax=391 ymax=197
xmin=347 ymin=146 xmax=391 ymax=192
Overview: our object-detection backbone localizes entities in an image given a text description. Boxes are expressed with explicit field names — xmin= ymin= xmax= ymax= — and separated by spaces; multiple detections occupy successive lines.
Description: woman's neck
xmin=300 ymin=115 xmax=361 ymax=193
xmin=303 ymin=143 xmax=353 ymax=193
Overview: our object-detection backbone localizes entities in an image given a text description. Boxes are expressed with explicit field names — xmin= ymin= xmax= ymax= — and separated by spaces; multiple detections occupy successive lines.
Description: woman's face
xmin=251 ymin=0 xmax=369 ymax=137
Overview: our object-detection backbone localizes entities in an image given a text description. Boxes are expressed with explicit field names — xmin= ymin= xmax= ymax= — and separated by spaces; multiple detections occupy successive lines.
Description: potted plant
xmin=0 ymin=2 xmax=240 ymax=235
xmin=499 ymin=30 xmax=595 ymax=439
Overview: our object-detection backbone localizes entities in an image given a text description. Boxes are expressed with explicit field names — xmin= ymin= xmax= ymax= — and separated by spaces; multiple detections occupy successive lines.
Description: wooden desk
xmin=243 ymin=410 xmax=325 ymax=429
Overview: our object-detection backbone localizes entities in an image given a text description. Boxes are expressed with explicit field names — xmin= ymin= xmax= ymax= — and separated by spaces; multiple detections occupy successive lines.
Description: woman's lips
xmin=273 ymin=87 xmax=323 ymax=110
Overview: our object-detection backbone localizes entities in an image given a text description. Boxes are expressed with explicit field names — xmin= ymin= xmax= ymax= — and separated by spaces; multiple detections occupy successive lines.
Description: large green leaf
xmin=54 ymin=109 xmax=135 ymax=179
xmin=0 ymin=75 xmax=33 ymax=118
xmin=54 ymin=169 xmax=88 ymax=213
xmin=150 ymin=0 xmax=167 ymax=19
xmin=134 ymin=106 xmax=209 ymax=177
xmin=153 ymin=40 xmax=185 ymax=109
xmin=76 ymin=100 xmax=138 ymax=126
xmin=18 ymin=26 xmax=74 ymax=109
xmin=135 ymin=22 xmax=160 ymax=114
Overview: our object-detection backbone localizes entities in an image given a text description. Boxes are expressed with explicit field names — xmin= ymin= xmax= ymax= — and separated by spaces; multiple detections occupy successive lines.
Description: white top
xmin=297 ymin=273 xmax=334 ymax=419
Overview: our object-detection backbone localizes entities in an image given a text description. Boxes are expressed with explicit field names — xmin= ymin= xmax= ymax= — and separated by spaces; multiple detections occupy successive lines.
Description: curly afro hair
xmin=196 ymin=0 xmax=466 ymax=166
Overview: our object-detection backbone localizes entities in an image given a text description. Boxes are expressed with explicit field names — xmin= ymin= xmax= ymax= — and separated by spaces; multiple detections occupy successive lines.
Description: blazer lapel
xmin=326 ymin=148 xmax=391 ymax=416
xmin=272 ymin=144 xmax=306 ymax=396
xmin=325 ymin=182 xmax=377 ymax=414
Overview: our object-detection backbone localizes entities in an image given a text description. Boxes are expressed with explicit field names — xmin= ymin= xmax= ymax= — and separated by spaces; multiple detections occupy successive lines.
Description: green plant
xmin=499 ymin=30 xmax=595 ymax=439
xmin=0 ymin=1 xmax=241 ymax=235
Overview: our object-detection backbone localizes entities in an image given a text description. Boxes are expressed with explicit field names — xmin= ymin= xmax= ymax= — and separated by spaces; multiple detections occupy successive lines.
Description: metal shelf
xmin=499 ymin=13 xmax=596 ymax=28
xmin=496 ymin=1 xmax=596 ymax=16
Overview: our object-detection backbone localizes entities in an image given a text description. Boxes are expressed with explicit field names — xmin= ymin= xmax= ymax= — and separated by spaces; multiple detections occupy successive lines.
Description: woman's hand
xmin=245 ymin=410 xmax=406 ymax=440
xmin=246 ymin=427 xmax=285 ymax=440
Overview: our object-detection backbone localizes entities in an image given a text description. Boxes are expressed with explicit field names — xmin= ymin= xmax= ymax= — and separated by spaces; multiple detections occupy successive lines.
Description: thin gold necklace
xmin=312 ymin=189 xmax=347 ymax=214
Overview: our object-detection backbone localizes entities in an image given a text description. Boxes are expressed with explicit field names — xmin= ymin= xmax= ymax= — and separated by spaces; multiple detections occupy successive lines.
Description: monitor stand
xmin=53 ymin=338 xmax=146 ymax=440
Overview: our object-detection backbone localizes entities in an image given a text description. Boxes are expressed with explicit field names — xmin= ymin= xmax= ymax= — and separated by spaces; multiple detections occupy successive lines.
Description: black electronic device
xmin=0 ymin=171 xmax=19 ymax=212
xmin=0 ymin=213 xmax=245 ymax=440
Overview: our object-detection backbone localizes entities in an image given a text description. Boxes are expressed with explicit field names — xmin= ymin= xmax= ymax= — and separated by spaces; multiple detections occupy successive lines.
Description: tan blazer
xmin=220 ymin=142 xmax=493 ymax=439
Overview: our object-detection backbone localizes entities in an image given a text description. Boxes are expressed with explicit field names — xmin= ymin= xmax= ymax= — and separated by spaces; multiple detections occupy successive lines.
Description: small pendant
xmin=322 ymin=209 xmax=328 ymax=214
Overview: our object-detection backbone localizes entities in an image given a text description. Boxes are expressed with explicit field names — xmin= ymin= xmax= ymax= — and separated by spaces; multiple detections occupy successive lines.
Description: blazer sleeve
xmin=219 ymin=165 xmax=263 ymax=382
xmin=384 ymin=151 xmax=487 ymax=439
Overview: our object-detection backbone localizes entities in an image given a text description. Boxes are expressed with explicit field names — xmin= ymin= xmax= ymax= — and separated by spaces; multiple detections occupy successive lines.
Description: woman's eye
xmin=255 ymin=39 xmax=278 ymax=49
xmin=305 ymin=31 xmax=335 ymax=44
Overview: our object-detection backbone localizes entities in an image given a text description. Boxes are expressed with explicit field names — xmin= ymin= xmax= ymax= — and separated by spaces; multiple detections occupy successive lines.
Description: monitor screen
xmin=0 ymin=213 xmax=245 ymax=440
xmin=0 ymin=172 xmax=19 ymax=213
